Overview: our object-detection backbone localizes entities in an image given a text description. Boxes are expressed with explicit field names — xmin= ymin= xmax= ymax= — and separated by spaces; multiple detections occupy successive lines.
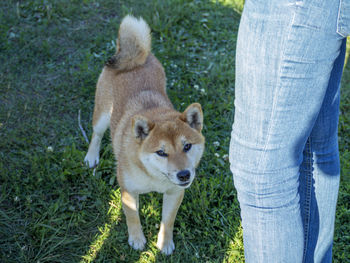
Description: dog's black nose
xmin=177 ymin=170 xmax=190 ymax=182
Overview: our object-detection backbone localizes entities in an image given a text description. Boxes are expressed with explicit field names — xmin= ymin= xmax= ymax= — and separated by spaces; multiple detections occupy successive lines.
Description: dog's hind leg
xmin=157 ymin=189 xmax=184 ymax=255
xmin=84 ymin=111 xmax=110 ymax=168
xmin=84 ymin=70 xmax=113 ymax=168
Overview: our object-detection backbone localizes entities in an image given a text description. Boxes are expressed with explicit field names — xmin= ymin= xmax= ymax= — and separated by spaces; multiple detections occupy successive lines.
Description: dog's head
xmin=132 ymin=103 xmax=205 ymax=188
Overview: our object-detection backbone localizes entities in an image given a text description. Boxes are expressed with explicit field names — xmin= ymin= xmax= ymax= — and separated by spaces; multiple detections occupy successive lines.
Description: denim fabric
xmin=229 ymin=0 xmax=349 ymax=262
xmin=338 ymin=0 xmax=350 ymax=37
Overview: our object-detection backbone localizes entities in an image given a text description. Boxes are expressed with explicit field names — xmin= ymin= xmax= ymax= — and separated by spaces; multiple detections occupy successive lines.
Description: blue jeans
xmin=229 ymin=0 xmax=350 ymax=262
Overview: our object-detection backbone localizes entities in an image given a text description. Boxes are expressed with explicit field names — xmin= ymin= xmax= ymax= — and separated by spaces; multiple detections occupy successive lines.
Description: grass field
xmin=0 ymin=0 xmax=349 ymax=262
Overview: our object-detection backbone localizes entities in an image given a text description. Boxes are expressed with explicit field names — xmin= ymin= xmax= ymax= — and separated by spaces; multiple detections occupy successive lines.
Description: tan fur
xmin=84 ymin=15 xmax=205 ymax=255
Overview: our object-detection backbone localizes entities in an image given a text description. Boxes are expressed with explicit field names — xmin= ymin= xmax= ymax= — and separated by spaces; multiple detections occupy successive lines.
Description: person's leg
xmin=300 ymin=38 xmax=346 ymax=263
xmin=229 ymin=0 xmax=345 ymax=261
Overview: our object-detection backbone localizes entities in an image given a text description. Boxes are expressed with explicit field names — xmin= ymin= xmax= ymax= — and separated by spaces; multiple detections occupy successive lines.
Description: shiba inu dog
xmin=84 ymin=15 xmax=205 ymax=255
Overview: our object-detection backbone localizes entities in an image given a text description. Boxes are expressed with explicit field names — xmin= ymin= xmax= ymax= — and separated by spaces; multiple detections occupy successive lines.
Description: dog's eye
xmin=183 ymin=143 xmax=192 ymax=152
xmin=155 ymin=150 xmax=168 ymax=157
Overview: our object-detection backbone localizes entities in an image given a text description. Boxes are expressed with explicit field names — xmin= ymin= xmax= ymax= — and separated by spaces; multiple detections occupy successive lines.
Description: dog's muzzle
xmin=176 ymin=170 xmax=191 ymax=186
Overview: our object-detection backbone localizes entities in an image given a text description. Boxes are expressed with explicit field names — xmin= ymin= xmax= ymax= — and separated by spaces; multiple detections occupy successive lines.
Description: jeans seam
xmin=302 ymin=138 xmax=313 ymax=262
xmin=336 ymin=0 xmax=347 ymax=37
xmin=336 ymin=0 xmax=343 ymax=36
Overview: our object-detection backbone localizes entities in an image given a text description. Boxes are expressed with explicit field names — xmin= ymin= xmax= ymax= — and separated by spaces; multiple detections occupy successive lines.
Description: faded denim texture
xmin=229 ymin=0 xmax=349 ymax=262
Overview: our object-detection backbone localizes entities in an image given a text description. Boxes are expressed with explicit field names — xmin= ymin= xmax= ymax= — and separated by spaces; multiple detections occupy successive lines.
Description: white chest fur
xmin=121 ymin=164 xmax=178 ymax=194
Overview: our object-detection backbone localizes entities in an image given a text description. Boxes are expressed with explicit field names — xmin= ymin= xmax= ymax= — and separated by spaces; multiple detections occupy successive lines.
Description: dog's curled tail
xmin=105 ymin=15 xmax=151 ymax=72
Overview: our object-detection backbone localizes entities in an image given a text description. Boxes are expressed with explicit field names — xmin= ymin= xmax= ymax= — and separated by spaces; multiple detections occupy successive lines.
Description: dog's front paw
xmin=157 ymin=237 xmax=175 ymax=255
xmin=84 ymin=151 xmax=99 ymax=168
xmin=128 ymin=233 xmax=146 ymax=250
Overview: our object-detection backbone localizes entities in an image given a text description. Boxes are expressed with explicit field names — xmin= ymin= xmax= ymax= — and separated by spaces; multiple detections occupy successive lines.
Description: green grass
xmin=0 ymin=0 xmax=349 ymax=262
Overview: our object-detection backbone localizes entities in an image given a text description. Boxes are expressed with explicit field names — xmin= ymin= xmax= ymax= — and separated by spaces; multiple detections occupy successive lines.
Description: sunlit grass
xmin=345 ymin=37 xmax=350 ymax=69
xmin=81 ymin=223 xmax=112 ymax=262
xmin=81 ymin=189 xmax=123 ymax=262
xmin=213 ymin=0 xmax=244 ymax=13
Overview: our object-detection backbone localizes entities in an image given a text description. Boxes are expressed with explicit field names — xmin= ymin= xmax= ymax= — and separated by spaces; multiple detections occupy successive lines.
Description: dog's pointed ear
xmin=132 ymin=115 xmax=155 ymax=141
xmin=180 ymin=103 xmax=203 ymax=132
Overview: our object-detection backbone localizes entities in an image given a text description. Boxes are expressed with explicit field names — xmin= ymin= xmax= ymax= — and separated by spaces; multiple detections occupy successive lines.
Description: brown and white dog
xmin=84 ymin=15 xmax=205 ymax=255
